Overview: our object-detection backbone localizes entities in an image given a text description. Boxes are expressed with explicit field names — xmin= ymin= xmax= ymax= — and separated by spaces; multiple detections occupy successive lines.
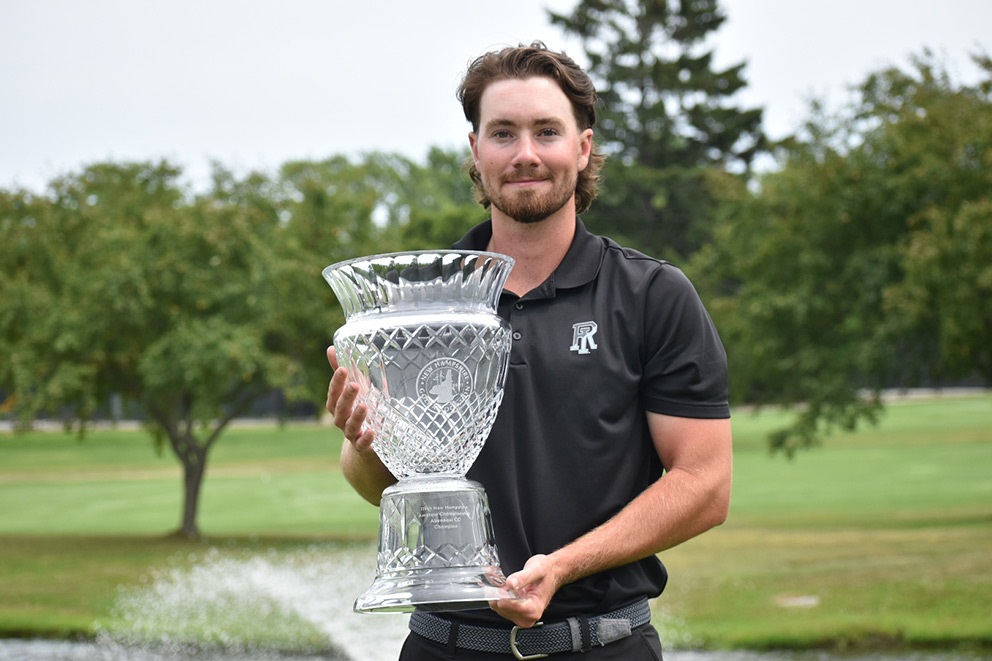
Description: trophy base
xmin=354 ymin=565 xmax=514 ymax=613
xmin=354 ymin=475 xmax=515 ymax=614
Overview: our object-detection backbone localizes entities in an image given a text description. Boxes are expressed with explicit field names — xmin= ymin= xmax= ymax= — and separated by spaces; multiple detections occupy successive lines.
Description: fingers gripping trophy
xmin=323 ymin=250 xmax=517 ymax=613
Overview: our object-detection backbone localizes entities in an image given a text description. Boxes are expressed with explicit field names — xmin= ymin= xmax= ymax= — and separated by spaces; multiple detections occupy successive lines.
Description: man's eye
xmin=538 ymin=128 xmax=560 ymax=137
xmin=493 ymin=130 xmax=512 ymax=139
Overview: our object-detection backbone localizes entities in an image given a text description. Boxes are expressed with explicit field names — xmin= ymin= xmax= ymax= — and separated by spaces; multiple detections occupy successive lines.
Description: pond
xmin=0 ymin=640 xmax=982 ymax=661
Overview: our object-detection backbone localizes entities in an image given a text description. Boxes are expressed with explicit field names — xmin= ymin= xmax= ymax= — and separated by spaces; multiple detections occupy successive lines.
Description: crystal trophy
xmin=323 ymin=250 xmax=516 ymax=613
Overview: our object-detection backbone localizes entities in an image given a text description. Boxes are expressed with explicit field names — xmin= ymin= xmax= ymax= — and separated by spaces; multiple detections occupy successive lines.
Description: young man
xmin=327 ymin=42 xmax=732 ymax=660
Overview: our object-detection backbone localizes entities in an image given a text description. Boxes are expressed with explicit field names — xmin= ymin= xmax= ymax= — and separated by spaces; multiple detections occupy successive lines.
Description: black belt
xmin=408 ymin=598 xmax=652 ymax=660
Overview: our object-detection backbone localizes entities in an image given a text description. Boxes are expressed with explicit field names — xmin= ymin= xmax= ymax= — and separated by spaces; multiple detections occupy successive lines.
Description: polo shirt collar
xmin=452 ymin=218 xmax=603 ymax=298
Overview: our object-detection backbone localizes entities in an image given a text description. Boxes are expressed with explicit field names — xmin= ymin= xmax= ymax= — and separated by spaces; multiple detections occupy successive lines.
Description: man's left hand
xmin=490 ymin=554 xmax=562 ymax=628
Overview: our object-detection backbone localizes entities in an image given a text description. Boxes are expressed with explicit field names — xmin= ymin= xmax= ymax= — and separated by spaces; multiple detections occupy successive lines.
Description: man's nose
xmin=512 ymin=135 xmax=540 ymax=166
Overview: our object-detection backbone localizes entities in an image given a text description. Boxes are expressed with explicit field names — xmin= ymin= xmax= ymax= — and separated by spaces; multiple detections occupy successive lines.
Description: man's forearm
xmin=549 ymin=449 xmax=732 ymax=588
xmin=493 ymin=456 xmax=731 ymax=629
xmin=340 ymin=440 xmax=397 ymax=506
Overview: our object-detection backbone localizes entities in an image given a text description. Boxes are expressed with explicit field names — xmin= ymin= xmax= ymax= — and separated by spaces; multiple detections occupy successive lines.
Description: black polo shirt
xmin=452 ymin=218 xmax=730 ymax=625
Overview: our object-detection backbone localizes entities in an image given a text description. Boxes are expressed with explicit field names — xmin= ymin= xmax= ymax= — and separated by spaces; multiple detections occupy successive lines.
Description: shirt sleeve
xmin=640 ymin=264 xmax=730 ymax=419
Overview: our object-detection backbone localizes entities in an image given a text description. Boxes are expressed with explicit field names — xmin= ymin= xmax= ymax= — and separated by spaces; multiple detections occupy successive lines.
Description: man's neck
xmin=487 ymin=208 xmax=576 ymax=296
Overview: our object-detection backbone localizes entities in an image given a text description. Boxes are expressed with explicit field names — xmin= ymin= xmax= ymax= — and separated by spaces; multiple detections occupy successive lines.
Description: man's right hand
xmin=327 ymin=346 xmax=395 ymax=504
xmin=326 ymin=346 xmax=375 ymax=451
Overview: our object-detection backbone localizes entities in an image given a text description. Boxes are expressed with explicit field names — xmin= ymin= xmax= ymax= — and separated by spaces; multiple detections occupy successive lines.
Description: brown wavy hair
xmin=457 ymin=41 xmax=605 ymax=215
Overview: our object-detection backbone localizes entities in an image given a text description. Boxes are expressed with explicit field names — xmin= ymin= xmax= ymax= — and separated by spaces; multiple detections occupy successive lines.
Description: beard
xmin=486 ymin=169 xmax=577 ymax=224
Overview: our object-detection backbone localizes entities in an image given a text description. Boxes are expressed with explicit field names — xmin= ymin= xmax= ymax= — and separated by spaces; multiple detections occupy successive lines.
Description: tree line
xmin=2 ymin=0 xmax=989 ymax=537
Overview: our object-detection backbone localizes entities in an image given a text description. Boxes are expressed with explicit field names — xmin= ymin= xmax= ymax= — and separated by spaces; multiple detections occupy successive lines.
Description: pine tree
xmin=550 ymin=0 xmax=766 ymax=259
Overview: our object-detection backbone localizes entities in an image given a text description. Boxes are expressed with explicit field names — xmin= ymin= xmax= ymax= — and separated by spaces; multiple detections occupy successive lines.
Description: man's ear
xmin=469 ymin=132 xmax=479 ymax=164
xmin=577 ymin=128 xmax=594 ymax=171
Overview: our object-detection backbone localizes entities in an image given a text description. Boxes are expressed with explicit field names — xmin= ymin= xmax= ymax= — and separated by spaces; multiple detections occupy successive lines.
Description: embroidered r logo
xmin=570 ymin=321 xmax=599 ymax=355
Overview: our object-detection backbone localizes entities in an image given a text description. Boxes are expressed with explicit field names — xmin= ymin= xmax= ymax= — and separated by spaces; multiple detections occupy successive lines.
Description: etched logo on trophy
xmin=323 ymin=250 xmax=517 ymax=613
xmin=418 ymin=358 xmax=472 ymax=408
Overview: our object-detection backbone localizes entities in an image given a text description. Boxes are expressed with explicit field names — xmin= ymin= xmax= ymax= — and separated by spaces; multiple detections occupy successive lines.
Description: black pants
xmin=397 ymin=623 xmax=664 ymax=660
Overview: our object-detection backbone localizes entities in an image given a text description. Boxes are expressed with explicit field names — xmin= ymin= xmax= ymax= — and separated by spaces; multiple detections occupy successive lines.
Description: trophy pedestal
xmin=355 ymin=475 xmax=512 ymax=613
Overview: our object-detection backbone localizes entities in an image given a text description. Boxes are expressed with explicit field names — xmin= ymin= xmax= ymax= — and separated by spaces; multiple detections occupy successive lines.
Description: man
xmin=327 ymin=42 xmax=732 ymax=660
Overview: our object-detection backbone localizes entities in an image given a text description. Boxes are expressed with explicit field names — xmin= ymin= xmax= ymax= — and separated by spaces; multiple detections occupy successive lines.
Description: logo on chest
xmin=569 ymin=321 xmax=599 ymax=355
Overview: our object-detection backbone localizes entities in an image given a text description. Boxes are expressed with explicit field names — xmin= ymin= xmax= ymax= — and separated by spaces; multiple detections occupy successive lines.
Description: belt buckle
xmin=509 ymin=622 xmax=547 ymax=660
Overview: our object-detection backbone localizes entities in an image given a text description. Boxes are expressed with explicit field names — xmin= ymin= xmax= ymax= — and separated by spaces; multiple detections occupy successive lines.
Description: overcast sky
xmin=1 ymin=0 xmax=989 ymax=193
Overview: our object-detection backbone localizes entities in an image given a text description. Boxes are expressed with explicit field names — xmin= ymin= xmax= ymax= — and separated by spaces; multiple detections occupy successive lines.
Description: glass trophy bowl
xmin=323 ymin=250 xmax=516 ymax=613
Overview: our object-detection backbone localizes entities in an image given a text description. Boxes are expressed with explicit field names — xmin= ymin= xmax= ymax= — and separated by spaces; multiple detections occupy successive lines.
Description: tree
xmin=691 ymin=49 xmax=992 ymax=454
xmin=550 ymin=0 xmax=766 ymax=260
xmin=371 ymin=147 xmax=487 ymax=249
xmin=0 ymin=161 xmax=359 ymax=538
xmin=864 ymin=52 xmax=992 ymax=384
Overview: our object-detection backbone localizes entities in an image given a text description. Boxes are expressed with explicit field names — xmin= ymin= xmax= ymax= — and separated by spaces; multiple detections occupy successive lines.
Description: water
xmin=86 ymin=543 xmax=408 ymax=660
xmin=1 ymin=641 xmax=983 ymax=660
xmin=0 ymin=543 xmax=983 ymax=660
xmin=0 ymin=640 xmax=335 ymax=659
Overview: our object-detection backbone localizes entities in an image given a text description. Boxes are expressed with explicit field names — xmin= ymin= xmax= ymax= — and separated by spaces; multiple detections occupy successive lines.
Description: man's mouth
xmin=504 ymin=176 xmax=548 ymax=185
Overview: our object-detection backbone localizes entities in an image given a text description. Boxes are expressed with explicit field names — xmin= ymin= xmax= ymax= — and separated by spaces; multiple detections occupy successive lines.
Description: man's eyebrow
xmin=484 ymin=118 xmax=517 ymax=130
xmin=483 ymin=116 xmax=568 ymax=131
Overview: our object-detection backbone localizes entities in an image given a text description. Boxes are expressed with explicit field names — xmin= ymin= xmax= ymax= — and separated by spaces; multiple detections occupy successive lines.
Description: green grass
xmin=727 ymin=397 xmax=992 ymax=530
xmin=1 ymin=394 xmax=990 ymax=652
xmin=0 ymin=424 xmax=378 ymax=536
xmin=659 ymin=393 xmax=992 ymax=651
